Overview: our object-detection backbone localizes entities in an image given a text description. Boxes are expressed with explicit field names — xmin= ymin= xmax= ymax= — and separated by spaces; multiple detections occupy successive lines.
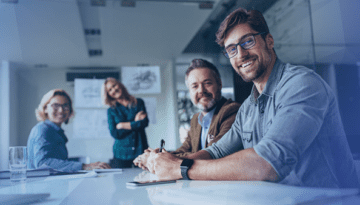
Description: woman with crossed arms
xmin=102 ymin=78 xmax=149 ymax=168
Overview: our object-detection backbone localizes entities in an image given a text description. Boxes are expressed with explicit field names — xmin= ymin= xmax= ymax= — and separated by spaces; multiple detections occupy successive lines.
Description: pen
xmin=159 ymin=139 xmax=165 ymax=152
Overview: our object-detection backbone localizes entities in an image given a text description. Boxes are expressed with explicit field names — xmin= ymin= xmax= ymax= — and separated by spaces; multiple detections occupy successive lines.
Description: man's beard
xmin=195 ymin=88 xmax=221 ymax=112
xmin=236 ymin=47 xmax=272 ymax=82
xmin=237 ymin=64 xmax=266 ymax=82
xmin=195 ymin=98 xmax=217 ymax=112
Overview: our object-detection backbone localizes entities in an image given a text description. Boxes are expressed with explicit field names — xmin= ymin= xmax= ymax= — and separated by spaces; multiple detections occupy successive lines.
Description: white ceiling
xmin=1 ymin=0 xmax=359 ymax=69
xmin=0 ymin=0 xmax=221 ymax=68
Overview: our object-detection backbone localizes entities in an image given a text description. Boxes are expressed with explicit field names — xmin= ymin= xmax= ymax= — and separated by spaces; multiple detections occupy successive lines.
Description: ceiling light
xmin=121 ymin=0 xmax=136 ymax=7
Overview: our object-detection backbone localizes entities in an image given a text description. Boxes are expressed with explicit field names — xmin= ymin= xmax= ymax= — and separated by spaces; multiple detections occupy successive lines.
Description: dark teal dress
xmin=107 ymin=98 xmax=149 ymax=163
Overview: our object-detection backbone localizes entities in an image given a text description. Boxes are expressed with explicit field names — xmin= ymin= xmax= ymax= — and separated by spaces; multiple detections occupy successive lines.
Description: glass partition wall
xmin=265 ymin=0 xmax=360 ymax=155
xmin=175 ymin=0 xmax=360 ymax=154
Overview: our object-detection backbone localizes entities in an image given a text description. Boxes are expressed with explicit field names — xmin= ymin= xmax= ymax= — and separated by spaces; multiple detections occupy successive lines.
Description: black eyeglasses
xmin=223 ymin=32 xmax=267 ymax=59
xmin=50 ymin=103 xmax=71 ymax=111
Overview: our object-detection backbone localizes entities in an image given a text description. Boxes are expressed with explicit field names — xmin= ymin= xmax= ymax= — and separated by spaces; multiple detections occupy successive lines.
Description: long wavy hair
xmin=35 ymin=89 xmax=74 ymax=124
xmin=102 ymin=77 xmax=137 ymax=107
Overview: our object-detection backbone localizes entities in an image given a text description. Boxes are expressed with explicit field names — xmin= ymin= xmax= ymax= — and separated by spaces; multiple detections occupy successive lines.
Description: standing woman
xmin=102 ymin=78 xmax=149 ymax=168
xmin=27 ymin=89 xmax=110 ymax=172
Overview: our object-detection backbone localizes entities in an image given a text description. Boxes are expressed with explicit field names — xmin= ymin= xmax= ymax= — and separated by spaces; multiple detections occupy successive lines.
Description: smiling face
xmin=187 ymin=68 xmax=222 ymax=113
xmin=44 ymin=95 xmax=71 ymax=127
xmin=105 ymin=80 xmax=123 ymax=100
xmin=225 ymin=23 xmax=275 ymax=84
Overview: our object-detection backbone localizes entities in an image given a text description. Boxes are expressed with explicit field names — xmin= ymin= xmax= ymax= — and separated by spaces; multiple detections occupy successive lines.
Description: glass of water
xmin=9 ymin=146 xmax=27 ymax=182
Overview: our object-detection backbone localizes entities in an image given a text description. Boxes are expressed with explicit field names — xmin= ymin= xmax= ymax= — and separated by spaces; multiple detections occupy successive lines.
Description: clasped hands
xmin=133 ymin=148 xmax=182 ymax=180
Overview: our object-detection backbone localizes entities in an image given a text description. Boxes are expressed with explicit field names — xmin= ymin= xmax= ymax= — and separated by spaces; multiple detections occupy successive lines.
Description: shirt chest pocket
xmin=242 ymin=132 xmax=253 ymax=149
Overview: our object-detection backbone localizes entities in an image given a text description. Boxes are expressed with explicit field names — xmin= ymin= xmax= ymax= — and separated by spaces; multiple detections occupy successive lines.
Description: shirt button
xmin=132 ymin=147 xmax=135 ymax=150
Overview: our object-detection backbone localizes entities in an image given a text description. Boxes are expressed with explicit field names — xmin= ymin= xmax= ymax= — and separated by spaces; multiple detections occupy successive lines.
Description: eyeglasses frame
xmin=49 ymin=103 xmax=71 ymax=112
xmin=223 ymin=32 xmax=268 ymax=59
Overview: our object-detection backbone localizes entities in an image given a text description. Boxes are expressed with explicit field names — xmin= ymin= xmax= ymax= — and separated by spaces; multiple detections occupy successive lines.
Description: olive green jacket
xmin=172 ymin=97 xmax=240 ymax=157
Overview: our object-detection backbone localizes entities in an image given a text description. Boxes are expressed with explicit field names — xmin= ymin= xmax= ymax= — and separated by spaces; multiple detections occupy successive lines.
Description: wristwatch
xmin=180 ymin=159 xmax=194 ymax=180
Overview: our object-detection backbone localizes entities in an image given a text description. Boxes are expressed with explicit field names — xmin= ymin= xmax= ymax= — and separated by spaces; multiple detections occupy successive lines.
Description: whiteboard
xmin=73 ymin=78 xmax=110 ymax=139
xmin=72 ymin=79 xmax=158 ymax=139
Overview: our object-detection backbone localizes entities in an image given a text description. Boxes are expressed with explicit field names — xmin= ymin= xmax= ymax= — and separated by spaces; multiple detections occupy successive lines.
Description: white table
xmin=0 ymin=168 xmax=359 ymax=205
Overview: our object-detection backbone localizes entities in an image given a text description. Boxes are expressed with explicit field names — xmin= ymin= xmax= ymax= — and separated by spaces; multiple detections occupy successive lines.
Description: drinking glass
xmin=9 ymin=146 xmax=27 ymax=182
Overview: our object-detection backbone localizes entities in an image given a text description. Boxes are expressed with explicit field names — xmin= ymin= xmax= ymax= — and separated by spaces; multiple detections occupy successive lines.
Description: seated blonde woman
xmin=27 ymin=89 xmax=110 ymax=172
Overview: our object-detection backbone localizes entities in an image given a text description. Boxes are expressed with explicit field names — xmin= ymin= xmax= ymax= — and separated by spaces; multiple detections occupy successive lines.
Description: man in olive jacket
xmin=172 ymin=97 xmax=240 ymax=157
xmin=134 ymin=59 xmax=240 ymax=168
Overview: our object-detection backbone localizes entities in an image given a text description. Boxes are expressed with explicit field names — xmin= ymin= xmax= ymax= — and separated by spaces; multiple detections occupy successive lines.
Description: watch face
xmin=181 ymin=159 xmax=194 ymax=168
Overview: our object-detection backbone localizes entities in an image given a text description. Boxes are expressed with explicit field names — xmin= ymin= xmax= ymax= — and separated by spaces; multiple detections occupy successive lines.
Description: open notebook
xmin=0 ymin=193 xmax=50 ymax=205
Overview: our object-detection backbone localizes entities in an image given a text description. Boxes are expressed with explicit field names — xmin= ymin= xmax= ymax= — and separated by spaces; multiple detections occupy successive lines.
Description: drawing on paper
xmin=74 ymin=79 xmax=105 ymax=108
xmin=129 ymin=70 xmax=157 ymax=91
xmin=122 ymin=66 xmax=161 ymax=94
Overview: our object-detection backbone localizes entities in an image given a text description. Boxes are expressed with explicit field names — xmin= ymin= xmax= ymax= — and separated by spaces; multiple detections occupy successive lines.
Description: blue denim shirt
xmin=205 ymin=59 xmax=359 ymax=188
xmin=27 ymin=120 xmax=82 ymax=172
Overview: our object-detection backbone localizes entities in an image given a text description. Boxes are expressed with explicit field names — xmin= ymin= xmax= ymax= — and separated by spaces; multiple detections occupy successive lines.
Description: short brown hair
xmin=185 ymin=59 xmax=222 ymax=86
xmin=216 ymin=7 xmax=269 ymax=47
xmin=102 ymin=77 xmax=137 ymax=107
xmin=35 ymin=89 xmax=74 ymax=124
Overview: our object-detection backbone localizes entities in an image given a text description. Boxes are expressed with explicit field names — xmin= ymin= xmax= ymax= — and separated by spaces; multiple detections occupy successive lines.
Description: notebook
xmin=0 ymin=169 xmax=50 ymax=179
xmin=0 ymin=193 xmax=50 ymax=205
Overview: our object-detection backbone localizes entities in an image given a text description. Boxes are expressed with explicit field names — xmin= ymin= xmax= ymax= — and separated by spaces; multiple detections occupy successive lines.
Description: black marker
xmin=159 ymin=139 xmax=165 ymax=152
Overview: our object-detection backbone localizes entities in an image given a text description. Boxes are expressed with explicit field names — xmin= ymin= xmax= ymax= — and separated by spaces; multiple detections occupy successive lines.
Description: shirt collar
xmin=250 ymin=58 xmax=285 ymax=103
xmin=198 ymin=105 xmax=217 ymax=126
xmin=44 ymin=119 xmax=64 ymax=133
xmin=44 ymin=119 xmax=68 ymax=143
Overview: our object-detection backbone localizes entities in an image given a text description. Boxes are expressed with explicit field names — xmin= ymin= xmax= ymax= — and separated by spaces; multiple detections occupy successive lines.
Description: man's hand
xmin=82 ymin=162 xmax=111 ymax=170
xmin=135 ymin=111 xmax=147 ymax=121
xmin=133 ymin=149 xmax=151 ymax=170
xmin=147 ymin=149 xmax=183 ymax=180
xmin=133 ymin=148 xmax=158 ymax=170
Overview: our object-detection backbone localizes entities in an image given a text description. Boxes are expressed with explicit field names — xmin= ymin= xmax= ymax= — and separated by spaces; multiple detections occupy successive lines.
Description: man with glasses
xmin=145 ymin=7 xmax=358 ymax=188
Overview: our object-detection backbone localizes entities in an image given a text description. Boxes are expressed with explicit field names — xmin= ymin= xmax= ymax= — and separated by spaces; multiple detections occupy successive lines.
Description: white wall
xmin=0 ymin=61 xmax=18 ymax=170
xmin=0 ymin=61 xmax=10 ymax=170
xmin=16 ymin=61 xmax=177 ymax=163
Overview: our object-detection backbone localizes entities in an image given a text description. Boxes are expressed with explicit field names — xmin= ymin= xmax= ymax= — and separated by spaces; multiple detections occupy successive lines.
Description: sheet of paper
xmin=74 ymin=78 xmax=105 ymax=108
xmin=72 ymin=109 xmax=111 ymax=139
xmin=92 ymin=168 xmax=122 ymax=173
xmin=44 ymin=171 xmax=98 ymax=181
xmin=121 ymin=66 xmax=161 ymax=94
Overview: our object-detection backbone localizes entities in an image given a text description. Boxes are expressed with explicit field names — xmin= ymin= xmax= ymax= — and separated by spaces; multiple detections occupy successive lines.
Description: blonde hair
xmin=102 ymin=77 xmax=137 ymax=107
xmin=35 ymin=89 xmax=74 ymax=124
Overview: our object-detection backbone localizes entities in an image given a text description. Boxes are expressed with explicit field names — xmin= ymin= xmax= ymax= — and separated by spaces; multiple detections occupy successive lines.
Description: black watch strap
xmin=180 ymin=159 xmax=194 ymax=180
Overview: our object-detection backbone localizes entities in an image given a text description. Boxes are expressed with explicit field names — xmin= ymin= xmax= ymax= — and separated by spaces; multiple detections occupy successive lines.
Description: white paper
xmin=142 ymin=97 xmax=156 ymax=124
xmin=73 ymin=109 xmax=111 ymax=139
xmin=44 ymin=171 xmax=98 ymax=181
xmin=121 ymin=66 xmax=161 ymax=94
xmin=92 ymin=168 xmax=122 ymax=173
xmin=74 ymin=78 xmax=105 ymax=108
